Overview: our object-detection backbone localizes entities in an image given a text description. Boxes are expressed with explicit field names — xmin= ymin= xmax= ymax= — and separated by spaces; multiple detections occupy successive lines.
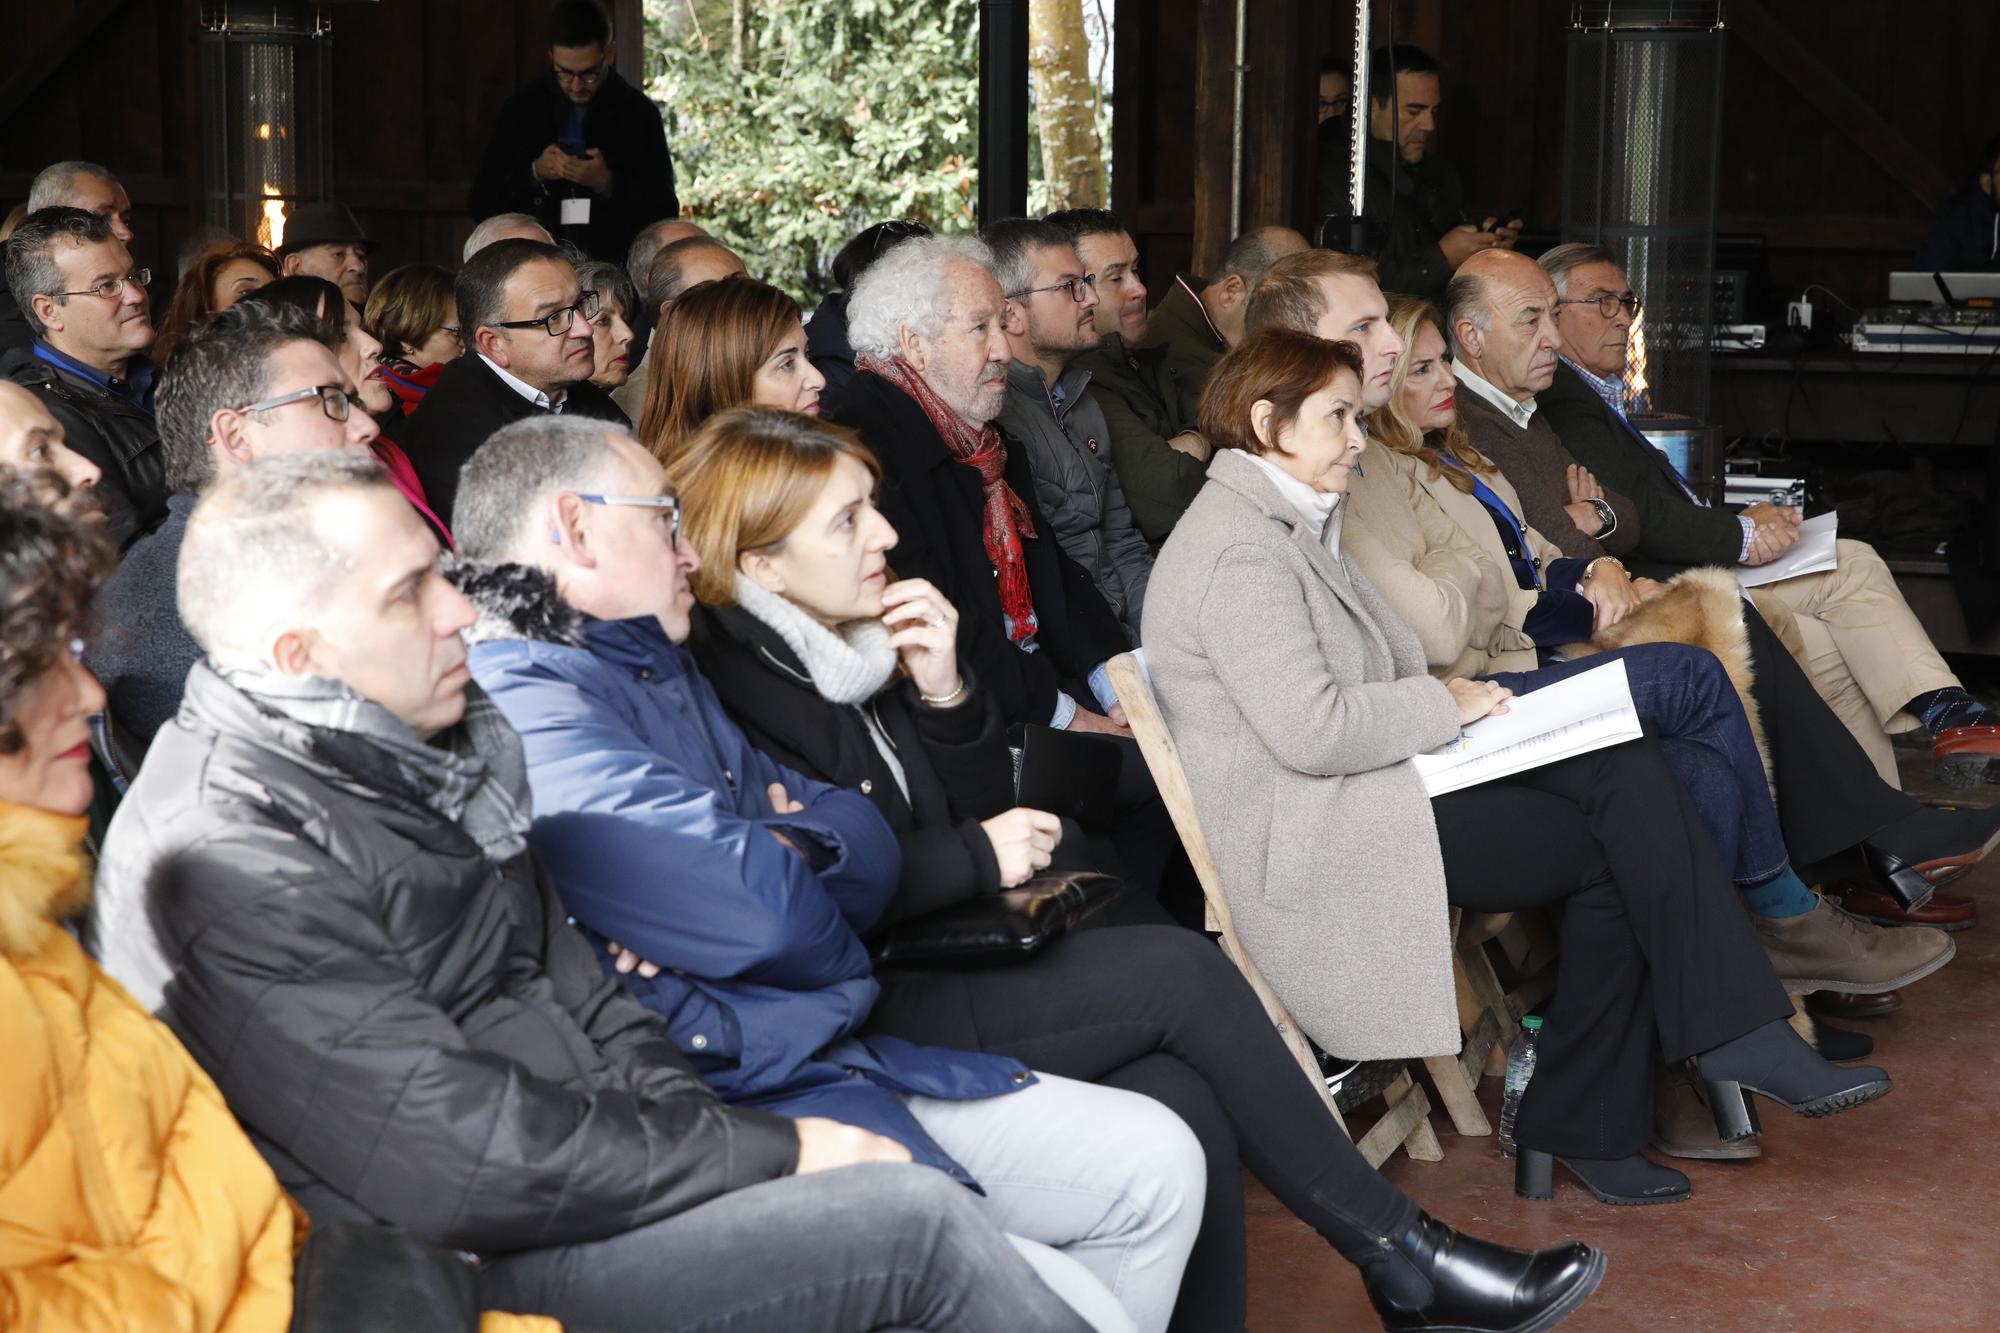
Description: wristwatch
xmin=1584 ymin=497 xmax=1617 ymax=538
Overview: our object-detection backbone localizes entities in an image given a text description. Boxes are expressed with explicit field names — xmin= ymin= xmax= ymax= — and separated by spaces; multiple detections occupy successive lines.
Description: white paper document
xmin=1412 ymin=658 xmax=1644 ymax=797
xmin=1735 ymin=510 xmax=1838 ymax=589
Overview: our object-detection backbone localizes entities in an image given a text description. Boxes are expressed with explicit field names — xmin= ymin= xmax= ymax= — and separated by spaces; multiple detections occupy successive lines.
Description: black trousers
xmin=864 ymin=924 xmax=1420 ymax=1333
xmin=1433 ymin=736 xmax=1793 ymax=1159
xmin=1742 ymin=605 xmax=1919 ymax=866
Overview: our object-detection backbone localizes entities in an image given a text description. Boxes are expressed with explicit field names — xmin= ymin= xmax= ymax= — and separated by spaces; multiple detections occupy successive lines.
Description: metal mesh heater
xmin=199 ymin=4 xmax=336 ymax=251
xmin=1562 ymin=10 xmax=1724 ymax=430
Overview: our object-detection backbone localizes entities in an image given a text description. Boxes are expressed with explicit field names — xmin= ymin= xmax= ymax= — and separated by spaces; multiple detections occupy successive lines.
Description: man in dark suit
xmin=468 ymin=0 xmax=678 ymax=265
xmin=399 ymin=239 xmax=628 ymax=527
xmin=1535 ymin=242 xmax=2000 ymax=798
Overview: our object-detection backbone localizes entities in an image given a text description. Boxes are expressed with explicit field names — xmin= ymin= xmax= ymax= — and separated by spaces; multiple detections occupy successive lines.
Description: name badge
xmin=560 ymin=197 xmax=591 ymax=226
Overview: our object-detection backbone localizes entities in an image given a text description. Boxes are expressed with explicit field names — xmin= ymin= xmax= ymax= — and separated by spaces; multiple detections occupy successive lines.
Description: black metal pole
xmin=978 ymin=0 xmax=1029 ymax=227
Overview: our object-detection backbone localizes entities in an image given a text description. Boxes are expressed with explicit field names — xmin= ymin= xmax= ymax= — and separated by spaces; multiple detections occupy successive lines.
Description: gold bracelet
xmin=1582 ymin=555 xmax=1625 ymax=583
xmin=920 ymin=679 xmax=967 ymax=707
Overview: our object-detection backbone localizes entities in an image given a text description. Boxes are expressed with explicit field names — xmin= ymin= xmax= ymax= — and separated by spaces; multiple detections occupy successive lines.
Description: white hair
xmin=27 ymin=161 xmax=118 ymax=213
xmin=178 ymin=453 xmax=395 ymax=668
xmin=847 ymin=235 xmax=996 ymax=360
xmin=463 ymin=213 xmax=554 ymax=264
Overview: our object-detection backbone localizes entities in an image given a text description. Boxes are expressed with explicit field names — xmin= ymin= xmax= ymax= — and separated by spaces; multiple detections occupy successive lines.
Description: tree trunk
xmin=1028 ymin=0 xmax=1103 ymax=210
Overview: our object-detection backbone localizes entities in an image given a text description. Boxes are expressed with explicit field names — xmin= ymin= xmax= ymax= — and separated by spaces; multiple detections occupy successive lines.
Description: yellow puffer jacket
xmin=0 ymin=802 xmax=556 ymax=1333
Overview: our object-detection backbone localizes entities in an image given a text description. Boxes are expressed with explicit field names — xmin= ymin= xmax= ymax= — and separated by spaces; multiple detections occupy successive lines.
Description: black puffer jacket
xmin=686 ymin=602 xmax=1013 ymax=922
xmin=94 ymin=663 xmax=799 ymax=1255
xmin=0 ymin=342 xmax=167 ymax=547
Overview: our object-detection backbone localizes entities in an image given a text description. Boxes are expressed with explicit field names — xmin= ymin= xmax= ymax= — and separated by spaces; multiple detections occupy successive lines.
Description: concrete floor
xmin=1243 ymin=738 xmax=2000 ymax=1331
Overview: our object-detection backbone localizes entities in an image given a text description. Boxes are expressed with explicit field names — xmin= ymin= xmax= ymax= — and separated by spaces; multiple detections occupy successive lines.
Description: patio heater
xmin=1562 ymin=1 xmax=1726 ymax=498
xmin=198 ymin=3 xmax=344 ymax=252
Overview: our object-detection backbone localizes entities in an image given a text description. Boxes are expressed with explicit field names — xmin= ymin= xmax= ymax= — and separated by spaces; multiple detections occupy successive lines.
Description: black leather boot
xmin=1361 ymin=1211 xmax=1605 ymax=1333
xmin=1695 ymin=1017 xmax=1893 ymax=1139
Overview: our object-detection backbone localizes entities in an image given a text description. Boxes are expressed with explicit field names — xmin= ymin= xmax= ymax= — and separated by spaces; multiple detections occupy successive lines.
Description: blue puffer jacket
xmin=462 ymin=564 xmax=1032 ymax=1184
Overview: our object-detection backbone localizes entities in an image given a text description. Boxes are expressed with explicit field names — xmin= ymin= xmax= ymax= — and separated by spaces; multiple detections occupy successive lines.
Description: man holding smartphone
xmin=470 ymin=0 xmax=680 ymax=265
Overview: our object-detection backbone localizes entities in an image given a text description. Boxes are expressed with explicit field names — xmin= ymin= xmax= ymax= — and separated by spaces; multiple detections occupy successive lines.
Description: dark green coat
xmin=1138 ymin=276 xmax=1228 ymax=400
xmin=1074 ymin=331 xmax=1210 ymax=543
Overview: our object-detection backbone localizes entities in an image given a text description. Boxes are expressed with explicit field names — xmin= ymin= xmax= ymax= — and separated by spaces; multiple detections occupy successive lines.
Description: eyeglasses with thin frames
xmin=1007 ymin=274 xmax=1097 ymax=304
xmin=1555 ymin=293 xmax=1642 ymax=320
xmin=237 ymin=383 xmax=352 ymax=422
xmin=577 ymin=492 xmax=682 ymax=545
xmin=494 ymin=289 xmax=601 ymax=337
xmin=57 ymin=268 xmax=151 ymax=301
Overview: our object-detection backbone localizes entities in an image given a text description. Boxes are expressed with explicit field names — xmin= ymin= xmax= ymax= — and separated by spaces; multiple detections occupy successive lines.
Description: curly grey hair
xmin=847 ymin=235 xmax=997 ymax=360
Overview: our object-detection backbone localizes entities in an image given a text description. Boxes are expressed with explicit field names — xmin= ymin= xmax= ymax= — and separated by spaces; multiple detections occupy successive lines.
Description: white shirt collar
xmin=479 ymin=354 xmax=568 ymax=413
xmin=1455 ymin=360 xmax=1536 ymax=428
xmin=1243 ymin=449 xmax=1342 ymax=547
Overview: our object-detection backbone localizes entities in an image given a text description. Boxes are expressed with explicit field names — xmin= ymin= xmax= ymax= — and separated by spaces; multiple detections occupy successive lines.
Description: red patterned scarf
xmin=860 ymin=353 xmax=1040 ymax=644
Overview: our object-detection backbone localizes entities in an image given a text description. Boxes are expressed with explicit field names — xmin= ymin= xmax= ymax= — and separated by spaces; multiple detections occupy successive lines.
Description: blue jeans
xmin=1485 ymin=641 xmax=1789 ymax=886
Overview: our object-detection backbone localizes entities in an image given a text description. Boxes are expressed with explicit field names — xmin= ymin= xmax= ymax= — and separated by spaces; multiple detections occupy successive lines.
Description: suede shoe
xmin=1651 ymin=1063 xmax=1760 ymax=1161
xmin=1822 ymin=879 xmax=1979 ymax=933
xmin=1752 ymin=897 xmax=1954 ymax=995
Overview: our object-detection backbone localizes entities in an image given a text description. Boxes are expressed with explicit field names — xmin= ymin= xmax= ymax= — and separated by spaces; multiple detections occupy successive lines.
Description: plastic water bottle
xmin=1496 ymin=1015 xmax=1543 ymax=1159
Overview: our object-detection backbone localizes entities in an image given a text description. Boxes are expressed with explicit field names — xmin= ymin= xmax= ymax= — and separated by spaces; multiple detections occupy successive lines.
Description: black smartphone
xmin=558 ymin=136 xmax=588 ymax=158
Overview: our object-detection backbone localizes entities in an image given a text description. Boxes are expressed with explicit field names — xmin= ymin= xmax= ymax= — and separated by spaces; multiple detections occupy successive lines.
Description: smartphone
xmin=558 ymin=136 xmax=588 ymax=158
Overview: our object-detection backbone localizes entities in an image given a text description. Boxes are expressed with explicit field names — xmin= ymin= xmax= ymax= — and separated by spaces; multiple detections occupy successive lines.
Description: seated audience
xmin=1049 ymin=208 xmax=1209 ymax=544
xmin=615 ymin=234 xmax=748 ymax=419
xmin=399 ymin=238 xmax=628 ymax=526
xmin=250 ymin=275 xmax=451 ymax=546
xmin=985 ymin=217 xmax=1152 ymax=639
xmin=277 ymin=201 xmax=371 ymax=307
xmin=1 ymin=206 xmax=166 ymax=546
xmin=87 ymin=302 xmax=378 ymax=749
xmin=92 ymin=450 xmax=1110 ymax=1333
xmin=636 ymin=274 xmax=824 ymax=459
xmin=454 ymin=418 xmax=1206 ymax=1333
xmin=470 ymin=0 xmax=678 ymax=264
xmin=807 ymin=219 xmax=930 ymax=415
xmin=572 ymin=258 xmax=638 ymax=394
xmin=363 ymin=262 xmax=463 ymax=412
xmin=0 ymin=161 xmax=137 ymax=358
xmin=463 ymin=211 xmax=556 ymax=262
xmin=0 ymin=472 xmax=557 ymax=1333
xmin=1149 ymin=327 xmax=1896 ymax=1208
xmin=1534 ymin=243 xmax=2000 ymax=791
xmin=1137 ymin=224 xmax=1307 ymax=396
xmin=833 ymin=234 xmax=1130 ymax=736
xmin=624 ymin=216 xmax=707 ymax=293
xmin=152 ymin=241 xmax=280 ymax=366
xmin=0 ymin=378 xmax=103 ymax=519
xmin=659 ymin=404 xmax=1609 ymax=1333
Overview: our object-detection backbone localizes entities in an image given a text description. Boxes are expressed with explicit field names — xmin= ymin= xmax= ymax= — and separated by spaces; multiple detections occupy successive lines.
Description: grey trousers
xmin=475 ymin=1162 xmax=1097 ymax=1333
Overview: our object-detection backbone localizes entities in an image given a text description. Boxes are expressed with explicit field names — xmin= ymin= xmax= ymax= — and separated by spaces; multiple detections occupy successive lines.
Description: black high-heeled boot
xmin=1695 ymin=1016 xmax=1893 ymax=1139
xmin=1360 ymin=1211 xmax=1605 ymax=1333
xmin=1515 ymin=1149 xmax=1691 ymax=1205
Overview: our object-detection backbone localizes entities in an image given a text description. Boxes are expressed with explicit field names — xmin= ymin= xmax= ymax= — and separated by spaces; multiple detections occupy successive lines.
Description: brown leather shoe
xmin=1651 ymin=1063 xmax=1760 ymax=1160
xmin=1807 ymin=989 xmax=1905 ymax=1020
xmin=1752 ymin=896 xmax=1955 ymax=994
xmin=1933 ymin=724 xmax=2000 ymax=787
xmin=1822 ymin=879 xmax=1979 ymax=932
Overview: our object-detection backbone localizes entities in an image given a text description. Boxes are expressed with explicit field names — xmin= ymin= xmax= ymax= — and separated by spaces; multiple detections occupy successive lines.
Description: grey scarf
xmin=221 ymin=664 xmax=531 ymax=862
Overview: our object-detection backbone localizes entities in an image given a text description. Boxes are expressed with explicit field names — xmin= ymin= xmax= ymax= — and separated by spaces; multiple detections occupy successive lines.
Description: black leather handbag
xmin=870 ymin=871 xmax=1124 ymax=968
xmin=289 ymin=1223 xmax=485 ymax=1333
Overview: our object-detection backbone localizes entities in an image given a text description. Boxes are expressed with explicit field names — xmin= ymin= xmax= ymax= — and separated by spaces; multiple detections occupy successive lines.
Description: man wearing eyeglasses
xmin=985 ymin=218 xmax=1153 ymax=641
xmin=1536 ymin=243 xmax=2000 ymax=807
xmin=469 ymin=0 xmax=678 ymax=265
xmin=401 ymin=238 xmax=631 ymax=528
xmin=1 ymin=206 xmax=166 ymax=548
xmin=88 ymin=301 xmax=380 ymax=751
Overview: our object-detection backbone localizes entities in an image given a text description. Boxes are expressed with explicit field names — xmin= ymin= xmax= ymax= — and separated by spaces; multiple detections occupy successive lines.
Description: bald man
xmin=1139 ymin=224 xmax=1308 ymax=396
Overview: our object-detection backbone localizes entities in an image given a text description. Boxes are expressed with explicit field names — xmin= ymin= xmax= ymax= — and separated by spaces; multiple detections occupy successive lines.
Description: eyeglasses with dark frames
xmin=553 ymin=56 xmax=609 ymax=87
xmin=495 ymin=289 xmax=601 ymax=337
xmin=577 ymin=492 xmax=682 ymax=544
xmin=1006 ymin=274 xmax=1098 ymax=304
xmin=237 ymin=383 xmax=353 ymax=422
xmin=56 ymin=268 xmax=151 ymax=301
xmin=1555 ymin=292 xmax=1642 ymax=319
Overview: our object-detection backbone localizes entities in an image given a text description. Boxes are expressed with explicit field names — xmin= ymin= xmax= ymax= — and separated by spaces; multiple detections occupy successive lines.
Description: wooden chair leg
xmin=1423 ymin=1051 xmax=1492 ymax=1137
xmin=1356 ymin=1070 xmax=1442 ymax=1166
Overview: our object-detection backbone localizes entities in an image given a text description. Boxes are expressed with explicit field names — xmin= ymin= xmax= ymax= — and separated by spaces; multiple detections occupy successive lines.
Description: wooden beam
xmin=1726 ymin=0 xmax=1954 ymax=211
xmin=0 ymin=0 xmax=132 ymax=127
xmin=1189 ymin=0 xmax=1238 ymax=274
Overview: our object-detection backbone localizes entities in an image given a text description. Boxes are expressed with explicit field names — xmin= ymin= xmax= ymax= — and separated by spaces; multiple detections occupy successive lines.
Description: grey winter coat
xmin=998 ymin=359 xmax=1154 ymax=637
xmin=1141 ymin=449 xmax=1465 ymax=1059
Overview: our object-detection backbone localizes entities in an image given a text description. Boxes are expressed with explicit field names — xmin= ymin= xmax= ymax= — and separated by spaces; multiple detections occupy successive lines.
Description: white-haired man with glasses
xmin=400 ymin=238 xmax=629 ymax=527
xmin=468 ymin=0 xmax=678 ymax=265
xmin=88 ymin=300 xmax=379 ymax=752
xmin=983 ymin=217 xmax=1154 ymax=641
xmin=1 ymin=206 xmax=165 ymax=546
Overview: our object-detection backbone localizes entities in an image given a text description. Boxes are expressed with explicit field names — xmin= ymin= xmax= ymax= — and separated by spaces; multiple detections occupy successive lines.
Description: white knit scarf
xmin=731 ymin=574 xmax=899 ymax=705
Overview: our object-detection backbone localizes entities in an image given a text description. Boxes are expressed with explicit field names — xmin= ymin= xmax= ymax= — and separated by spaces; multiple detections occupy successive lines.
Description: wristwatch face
xmin=1588 ymin=498 xmax=1615 ymax=533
